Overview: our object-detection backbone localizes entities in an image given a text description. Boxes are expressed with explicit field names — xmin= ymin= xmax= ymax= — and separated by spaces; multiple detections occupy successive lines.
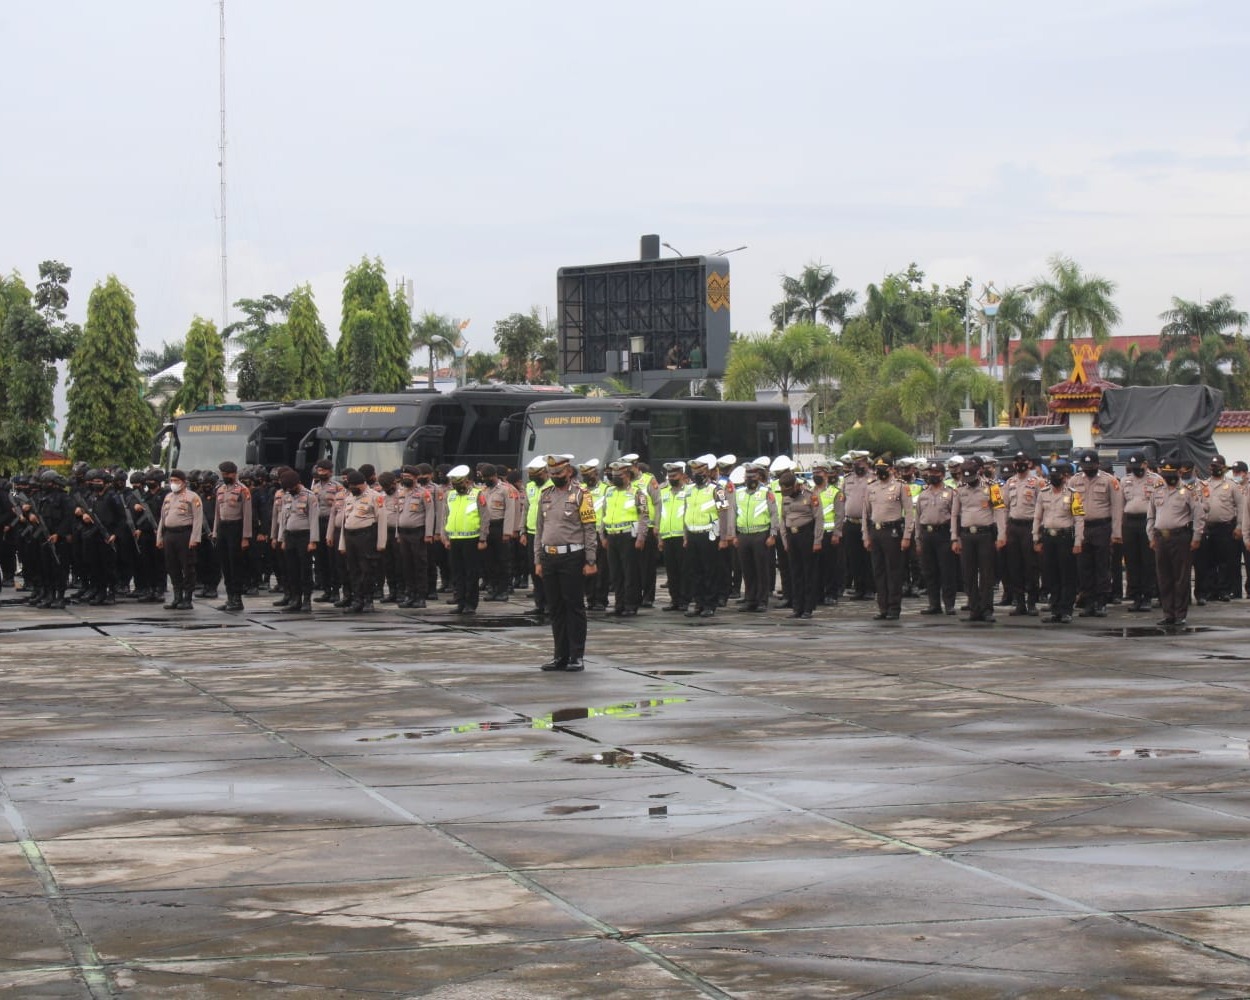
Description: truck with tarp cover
xmin=1095 ymin=385 xmax=1223 ymax=471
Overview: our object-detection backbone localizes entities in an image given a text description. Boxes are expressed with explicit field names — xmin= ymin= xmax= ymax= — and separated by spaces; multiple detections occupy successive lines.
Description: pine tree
xmin=64 ymin=275 xmax=154 ymax=467
xmin=336 ymin=258 xmax=408 ymax=392
xmin=170 ymin=315 xmax=226 ymax=415
xmin=287 ymin=283 xmax=331 ymax=398
xmin=340 ymin=309 xmax=379 ymax=394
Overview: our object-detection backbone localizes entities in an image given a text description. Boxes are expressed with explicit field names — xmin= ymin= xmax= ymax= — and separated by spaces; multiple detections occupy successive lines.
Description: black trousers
xmin=1155 ymin=530 xmax=1194 ymax=621
xmin=525 ymin=537 xmax=547 ymax=611
xmin=449 ymin=537 xmax=482 ymax=610
xmin=869 ymin=523 xmax=905 ymax=614
xmin=1077 ymin=520 xmax=1113 ymax=609
xmin=606 ymin=532 xmax=641 ymax=612
xmin=820 ymin=532 xmax=843 ymax=600
xmin=485 ymin=520 xmax=511 ymax=596
xmin=397 ymin=528 xmax=428 ymax=602
xmin=737 ymin=531 xmax=773 ymax=608
xmin=918 ymin=526 xmax=956 ymax=611
xmin=85 ymin=532 xmax=117 ymax=593
xmin=1197 ymin=520 xmax=1238 ymax=599
xmin=1122 ymin=514 xmax=1154 ymax=601
xmin=642 ymin=532 xmax=659 ymax=604
xmin=541 ymin=549 xmax=588 ymax=662
xmin=959 ymin=528 xmax=997 ymax=617
xmin=1041 ymin=530 xmax=1078 ymax=615
xmin=217 ymin=520 xmax=247 ymax=597
xmin=686 ymin=531 xmax=719 ymax=612
xmin=660 ymin=536 xmax=688 ymax=608
xmin=162 ymin=527 xmax=196 ymax=595
xmin=283 ymin=530 xmax=314 ymax=598
xmin=315 ymin=519 xmax=339 ymax=593
xmin=842 ymin=521 xmax=871 ymax=595
xmin=1004 ymin=519 xmax=1039 ymax=606
xmin=41 ymin=539 xmax=70 ymax=594
xmin=133 ymin=529 xmax=162 ymax=594
xmin=786 ymin=523 xmax=819 ymax=615
xmin=344 ymin=528 xmax=380 ymax=603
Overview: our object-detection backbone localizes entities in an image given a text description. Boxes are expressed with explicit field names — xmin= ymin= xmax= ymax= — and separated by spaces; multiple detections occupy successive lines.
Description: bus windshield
xmin=522 ymin=411 xmax=616 ymax=469
xmin=324 ymin=402 xmax=424 ymax=432
xmin=335 ymin=440 xmax=406 ymax=474
xmin=173 ymin=416 xmax=262 ymax=471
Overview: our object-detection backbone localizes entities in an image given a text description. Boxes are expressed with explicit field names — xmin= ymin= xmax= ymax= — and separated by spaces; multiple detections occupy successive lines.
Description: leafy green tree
xmin=839 ymin=315 xmax=885 ymax=357
xmin=1168 ymin=334 xmax=1250 ymax=407
xmin=769 ymin=263 xmax=856 ymax=330
xmin=493 ymin=309 xmax=547 ymax=382
xmin=412 ymin=311 xmax=458 ymax=389
xmin=464 ymin=350 xmax=500 ymax=383
xmin=339 ymin=309 xmax=380 ymax=394
xmin=868 ymin=349 xmax=999 ymax=443
xmin=723 ymin=322 xmax=858 ymax=405
xmin=336 ymin=258 xmax=408 ymax=393
xmin=1030 ymin=254 xmax=1121 ymax=344
xmin=1006 ymin=338 xmax=1070 ymax=418
xmin=833 ymin=421 xmax=916 ymax=458
xmin=1158 ymin=294 xmax=1247 ymax=355
xmin=286 ymin=284 xmax=332 ymax=398
xmin=0 ymin=263 xmax=80 ymax=470
xmin=170 ymin=316 xmax=225 ymax=415
xmin=1100 ymin=342 xmax=1166 ymax=387
xmin=863 ymin=272 xmax=925 ymax=352
xmin=376 ymin=285 xmax=413 ymax=392
xmin=986 ymin=286 xmax=1036 ymax=369
xmin=224 ymin=294 xmax=292 ymax=401
xmin=64 ymin=276 xmax=154 ymax=466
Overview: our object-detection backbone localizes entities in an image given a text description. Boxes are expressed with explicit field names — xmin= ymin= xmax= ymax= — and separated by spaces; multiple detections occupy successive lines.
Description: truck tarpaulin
xmin=1097 ymin=385 xmax=1223 ymax=467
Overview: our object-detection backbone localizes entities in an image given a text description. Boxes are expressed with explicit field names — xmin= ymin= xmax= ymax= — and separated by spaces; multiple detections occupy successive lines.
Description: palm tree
xmin=411 ymin=311 xmax=459 ymax=388
xmin=724 ymin=322 xmax=859 ymax=405
xmin=863 ymin=275 xmax=923 ymax=352
xmin=1158 ymin=294 xmax=1247 ymax=354
xmin=138 ymin=340 xmax=185 ymax=376
xmin=770 ymin=263 xmax=857 ymax=330
xmin=1100 ymin=342 xmax=1166 ymax=387
xmin=870 ymin=348 xmax=998 ymax=443
xmin=1168 ymin=333 xmax=1250 ymax=406
xmin=463 ymin=350 xmax=500 ymax=383
xmin=1007 ymin=338 xmax=1069 ymax=418
xmin=1030 ymin=254 xmax=1121 ymax=344
xmin=988 ymin=286 xmax=1036 ymax=371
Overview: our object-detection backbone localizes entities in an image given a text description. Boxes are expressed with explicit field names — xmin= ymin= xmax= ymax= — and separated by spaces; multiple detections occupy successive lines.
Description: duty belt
xmin=1124 ymin=512 xmax=1148 ymax=519
xmin=1009 ymin=517 xmax=1033 ymax=526
xmin=922 ymin=524 xmax=949 ymax=533
xmin=447 ymin=530 xmax=480 ymax=539
xmin=872 ymin=518 xmax=903 ymax=530
xmin=1157 ymin=527 xmax=1192 ymax=539
xmin=844 ymin=516 xmax=862 ymax=524
xmin=1084 ymin=517 xmax=1111 ymax=526
xmin=397 ymin=526 xmax=425 ymax=534
xmin=544 ymin=543 xmax=584 ymax=554
xmin=344 ymin=526 xmax=374 ymax=535
xmin=1045 ymin=527 xmax=1074 ymax=537
xmin=961 ymin=524 xmax=996 ymax=535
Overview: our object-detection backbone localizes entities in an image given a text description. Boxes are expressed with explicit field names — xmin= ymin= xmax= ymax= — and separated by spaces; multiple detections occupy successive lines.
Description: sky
xmin=2 ymin=0 xmax=1248 ymax=367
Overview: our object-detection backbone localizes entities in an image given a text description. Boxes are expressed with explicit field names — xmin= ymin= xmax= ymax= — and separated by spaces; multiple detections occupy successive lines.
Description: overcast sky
xmin=3 ymin=0 xmax=1247 ymax=361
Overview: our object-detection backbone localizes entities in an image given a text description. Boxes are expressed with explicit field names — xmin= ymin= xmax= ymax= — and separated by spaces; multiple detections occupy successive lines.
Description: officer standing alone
xmin=535 ymin=454 xmax=598 ymax=672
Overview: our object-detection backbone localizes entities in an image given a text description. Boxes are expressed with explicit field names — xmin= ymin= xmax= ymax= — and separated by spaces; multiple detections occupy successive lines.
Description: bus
xmin=520 ymin=397 xmax=792 ymax=470
xmin=152 ymin=401 xmax=333 ymax=474
xmin=302 ymin=384 xmax=577 ymax=474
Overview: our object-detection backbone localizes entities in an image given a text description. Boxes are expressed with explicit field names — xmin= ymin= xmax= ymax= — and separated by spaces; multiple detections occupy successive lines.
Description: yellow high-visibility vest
xmin=445 ymin=488 xmax=483 ymax=538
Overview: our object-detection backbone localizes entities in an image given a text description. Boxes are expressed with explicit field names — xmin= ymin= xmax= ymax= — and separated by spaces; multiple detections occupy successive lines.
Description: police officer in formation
xmin=6 ymin=446 xmax=1248 ymax=643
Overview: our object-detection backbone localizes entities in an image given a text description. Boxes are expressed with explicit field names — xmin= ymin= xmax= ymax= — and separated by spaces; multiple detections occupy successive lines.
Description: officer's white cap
xmin=620 ymin=453 xmax=640 ymax=463
xmin=577 ymin=458 xmax=600 ymax=471
xmin=748 ymin=459 xmax=770 ymax=471
xmin=717 ymin=454 xmax=736 ymax=468
xmin=839 ymin=453 xmax=853 ymax=463
xmin=729 ymin=465 xmax=746 ymax=485
xmin=896 ymin=456 xmax=917 ymax=466
xmin=448 ymin=464 xmax=471 ymax=479
xmin=771 ymin=455 xmax=794 ymax=473
xmin=525 ymin=456 xmax=546 ymax=471
xmin=850 ymin=450 xmax=871 ymax=459
xmin=662 ymin=461 xmax=686 ymax=472
xmin=947 ymin=454 xmax=964 ymax=466
xmin=692 ymin=453 xmax=718 ymax=468
xmin=753 ymin=456 xmax=770 ymax=467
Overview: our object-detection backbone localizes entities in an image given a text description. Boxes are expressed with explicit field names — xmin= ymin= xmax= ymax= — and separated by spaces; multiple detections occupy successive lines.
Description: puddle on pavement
xmin=644 ymin=670 xmax=708 ymax=676
xmin=1095 ymin=626 xmax=1220 ymax=638
xmin=355 ymin=697 xmax=689 ymax=742
xmin=1088 ymin=746 xmax=1250 ymax=759
xmin=1199 ymin=653 xmax=1250 ymax=661
xmin=0 ymin=618 xmax=253 ymax=634
xmin=565 ymin=750 xmax=640 ymax=767
xmin=439 ymin=615 xmax=544 ymax=628
xmin=545 ymin=804 xmax=600 ymax=815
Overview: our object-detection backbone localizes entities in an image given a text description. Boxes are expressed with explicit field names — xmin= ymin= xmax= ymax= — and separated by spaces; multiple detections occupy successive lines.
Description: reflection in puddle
xmin=1089 ymin=748 xmax=1201 ymax=758
xmin=1094 ymin=626 xmax=1220 ymax=638
xmin=545 ymin=804 xmax=600 ymax=815
xmin=356 ymin=697 xmax=689 ymax=742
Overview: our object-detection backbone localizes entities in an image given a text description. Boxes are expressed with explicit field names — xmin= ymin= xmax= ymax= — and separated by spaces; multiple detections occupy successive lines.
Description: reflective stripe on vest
xmin=659 ymin=487 xmax=689 ymax=538
xmin=445 ymin=487 xmax=482 ymax=538
xmin=736 ymin=488 xmax=771 ymax=531
xmin=820 ymin=486 xmax=840 ymax=529
xmin=684 ymin=484 xmax=718 ymax=528
xmin=525 ymin=479 xmax=552 ymax=533
xmin=602 ymin=487 xmax=639 ymax=533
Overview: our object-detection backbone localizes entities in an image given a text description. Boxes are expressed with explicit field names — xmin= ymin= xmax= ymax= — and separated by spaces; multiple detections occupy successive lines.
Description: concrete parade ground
xmin=3 ymin=591 xmax=1250 ymax=999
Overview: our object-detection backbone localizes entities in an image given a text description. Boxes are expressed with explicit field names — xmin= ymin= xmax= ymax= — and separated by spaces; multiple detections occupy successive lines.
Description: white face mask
xmin=170 ymin=482 xmax=184 ymax=493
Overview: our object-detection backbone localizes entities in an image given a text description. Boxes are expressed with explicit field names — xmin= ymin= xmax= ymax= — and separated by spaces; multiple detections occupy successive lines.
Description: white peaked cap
xmin=620 ymin=453 xmax=640 ymax=463
xmin=717 ymin=454 xmax=736 ymax=467
xmin=849 ymin=449 xmax=871 ymax=459
xmin=771 ymin=455 xmax=794 ymax=473
xmin=947 ymin=454 xmax=964 ymax=466
xmin=448 ymin=465 xmax=471 ymax=479
xmin=526 ymin=456 xmax=547 ymax=471
xmin=578 ymin=458 xmax=600 ymax=471
xmin=692 ymin=453 xmax=718 ymax=468
xmin=729 ymin=464 xmax=746 ymax=485
xmin=753 ymin=455 xmax=770 ymax=467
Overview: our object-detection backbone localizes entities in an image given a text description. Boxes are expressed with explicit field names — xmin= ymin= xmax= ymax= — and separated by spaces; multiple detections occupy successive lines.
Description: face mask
xmin=1235 ymin=474 xmax=1246 ymax=485
xmin=485 ymin=477 xmax=498 ymax=486
xmin=454 ymin=483 xmax=469 ymax=494
xmin=1082 ymin=466 xmax=1097 ymax=477
xmin=418 ymin=476 xmax=432 ymax=485
xmin=1211 ymin=467 xmax=1224 ymax=478
xmin=317 ymin=471 xmax=330 ymax=479
xmin=401 ymin=478 xmax=415 ymax=488
xmin=812 ymin=474 xmax=825 ymax=485
xmin=853 ymin=466 xmax=867 ymax=477
xmin=1163 ymin=474 xmax=1179 ymax=486
xmin=1129 ymin=466 xmax=1144 ymax=477
xmin=693 ymin=473 xmax=707 ymax=486
xmin=223 ymin=475 xmax=236 ymax=485
xmin=875 ymin=468 xmax=890 ymax=480
xmin=552 ymin=472 xmax=570 ymax=487
xmin=667 ymin=477 xmax=682 ymax=489
xmin=962 ymin=473 xmax=979 ymax=485
xmin=611 ymin=475 xmax=626 ymax=488
xmin=1014 ymin=463 xmax=1028 ymax=474
xmin=926 ymin=475 xmax=942 ymax=485
xmin=351 ymin=487 xmax=365 ymax=496
xmin=1049 ymin=472 xmax=1065 ymax=487
xmin=170 ymin=482 xmax=184 ymax=493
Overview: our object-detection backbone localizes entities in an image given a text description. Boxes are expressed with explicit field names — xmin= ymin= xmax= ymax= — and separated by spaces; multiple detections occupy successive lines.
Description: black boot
xmin=313 ymin=588 xmax=338 ymax=604
xmin=176 ymin=588 xmax=194 ymax=610
xmin=272 ymin=591 xmax=293 ymax=607
xmin=164 ymin=589 xmax=181 ymax=611
xmin=48 ymin=590 xmax=67 ymax=610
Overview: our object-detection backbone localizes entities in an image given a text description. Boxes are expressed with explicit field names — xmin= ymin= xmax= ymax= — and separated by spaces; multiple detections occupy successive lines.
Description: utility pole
xmin=216 ymin=0 xmax=228 ymax=403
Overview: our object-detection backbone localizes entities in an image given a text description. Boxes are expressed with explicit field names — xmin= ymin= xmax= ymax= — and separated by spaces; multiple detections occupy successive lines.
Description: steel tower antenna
xmin=218 ymin=0 xmax=229 ymax=391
